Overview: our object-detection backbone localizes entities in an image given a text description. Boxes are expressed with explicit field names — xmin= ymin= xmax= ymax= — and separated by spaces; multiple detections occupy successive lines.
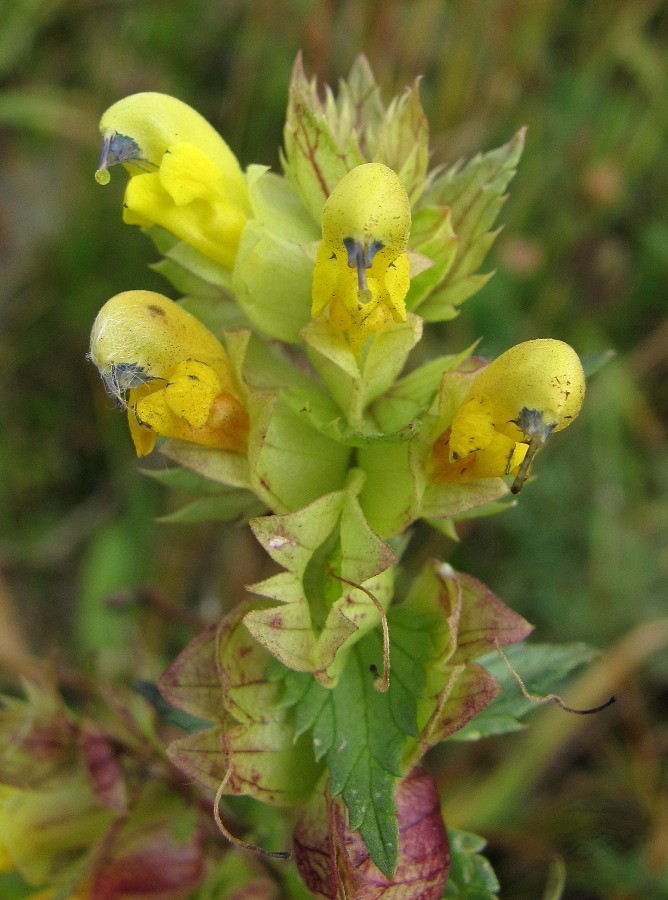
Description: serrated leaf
xmin=160 ymin=610 xmax=321 ymax=804
xmin=283 ymin=385 xmax=421 ymax=448
xmin=289 ymin=635 xmax=407 ymax=877
xmin=373 ymin=77 xmax=430 ymax=204
xmin=452 ymin=642 xmax=598 ymax=741
xmin=371 ymin=343 xmax=478 ymax=433
xmin=444 ymin=829 xmax=500 ymax=898
xmin=219 ymin=605 xmax=321 ymax=806
xmin=388 ymin=562 xmax=532 ymax=763
xmin=282 ymin=54 xmax=365 ymax=225
xmin=158 ymin=625 xmax=226 ymax=722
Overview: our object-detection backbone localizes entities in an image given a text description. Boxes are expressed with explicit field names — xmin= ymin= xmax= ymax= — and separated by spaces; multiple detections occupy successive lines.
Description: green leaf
xmin=132 ymin=680 xmax=211 ymax=733
xmin=444 ymin=829 xmax=500 ymax=898
xmin=388 ymin=562 xmax=532 ymax=765
xmin=160 ymin=440 xmax=252 ymax=490
xmin=283 ymin=634 xmax=407 ymax=878
xmin=451 ymin=642 xmax=599 ymax=741
xmin=357 ymin=439 xmax=421 ymax=538
xmin=156 ymin=492 xmax=267 ymax=524
xmin=282 ymin=385 xmax=421 ymax=448
xmin=371 ymin=75 xmax=430 ymax=204
xmin=178 ymin=293 xmax=252 ymax=333
xmin=160 ymin=609 xmax=322 ymax=805
xmin=141 ymin=466 xmax=229 ymax=496
xmin=580 ymin=349 xmax=616 ymax=377
xmin=144 ymin=225 xmax=233 ymax=290
xmin=282 ymin=53 xmax=367 ymax=224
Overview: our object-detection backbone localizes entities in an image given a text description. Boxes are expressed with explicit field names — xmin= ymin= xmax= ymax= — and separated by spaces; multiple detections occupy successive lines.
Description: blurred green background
xmin=0 ymin=1 xmax=666 ymax=897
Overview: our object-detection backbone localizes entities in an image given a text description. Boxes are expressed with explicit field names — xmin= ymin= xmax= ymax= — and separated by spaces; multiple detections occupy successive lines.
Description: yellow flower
xmin=311 ymin=163 xmax=411 ymax=351
xmin=430 ymin=339 xmax=585 ymax=492
xmin=90 ymin=290 xmax=248 ymax=457
xmin=96 ymin=92 xmax=249 ymax=269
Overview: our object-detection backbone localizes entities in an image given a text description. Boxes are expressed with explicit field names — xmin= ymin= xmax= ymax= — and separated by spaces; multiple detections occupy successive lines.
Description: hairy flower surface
xmin=96 ymin=92 xmax=249 ymax=268
xmin=431 ymin=339 xmax=585 ymax=491
xmin=90 ymin=290 xmax=248 ymax=457
xmin=312 ymin=163 xmax=411 ymax=351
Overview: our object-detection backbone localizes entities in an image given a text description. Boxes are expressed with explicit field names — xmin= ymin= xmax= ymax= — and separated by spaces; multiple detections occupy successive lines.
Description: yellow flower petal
xmin=90 ymin=291 xmax=248 ymax=456
xmin=97 ymin=93 xmax=248 ymax=268
xmin=311 ymin=163 xmax=411 ymax=351
xmin=431 ymin=340 xmax=585 ymax=490
xmin=163 ymin=360 xmax=221 ymax=428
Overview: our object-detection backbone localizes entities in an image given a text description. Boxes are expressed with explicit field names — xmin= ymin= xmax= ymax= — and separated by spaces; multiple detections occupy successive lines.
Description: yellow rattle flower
xmin=90 ymin=290 xmax=248 ymax=457
xmin=96 ymin=92 xmax=249 ymax=269
xmin=431 ymin=339 xmax=585 ymax=492
xmin=311 ymin=163 xmax=411 ymax=351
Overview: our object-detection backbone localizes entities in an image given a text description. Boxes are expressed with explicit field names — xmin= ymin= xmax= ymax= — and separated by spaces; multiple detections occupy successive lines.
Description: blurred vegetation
xmin=0 ymin=1 xmax=666 ymax=897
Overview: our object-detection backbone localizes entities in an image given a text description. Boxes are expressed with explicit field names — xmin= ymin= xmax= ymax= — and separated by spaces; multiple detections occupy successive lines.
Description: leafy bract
xmin=158 ymin=611 xmax=321 ymax=806
xmin=282 ymin=54 xmax=429 ymax=225
xmin=411 ymin=129 xmax=526 ymax=322
xmin=244 ymin=477 xmax=396 ymax=686
xmin=302 ymin=313 xmax=423 ymax=428
xmin=284 ymin=635 xmax=407 ymax=878
xmin=389 ymin=561 xmax=533 ymax=767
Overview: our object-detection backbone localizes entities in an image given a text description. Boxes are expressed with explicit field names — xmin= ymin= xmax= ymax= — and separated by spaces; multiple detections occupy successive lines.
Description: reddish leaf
xmin=79 ymin=720 xmax=128 ymax=814
xmin=418 ymin=662 xmax=501 ymax=748
xmin=166 ymin=724 xmax=227 ymax=793
xmin=294 ymin=768 xmax=448 ymax=899
xmin=92 ymin=812 xmax=204 ymax=899
xmin=0 ymin=682 xmax=76 ymax=788
xmin=90 ymin=781 xmax=205 ymax=900
xmin=437 ymin=564 xmax=533 ymax=662
xmin=157 ymin=624 xmax=225 ymax=721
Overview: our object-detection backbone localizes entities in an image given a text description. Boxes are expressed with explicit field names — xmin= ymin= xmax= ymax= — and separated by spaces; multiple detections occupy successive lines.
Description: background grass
xmin=1 ymin=1 xmax=667 ymax=897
